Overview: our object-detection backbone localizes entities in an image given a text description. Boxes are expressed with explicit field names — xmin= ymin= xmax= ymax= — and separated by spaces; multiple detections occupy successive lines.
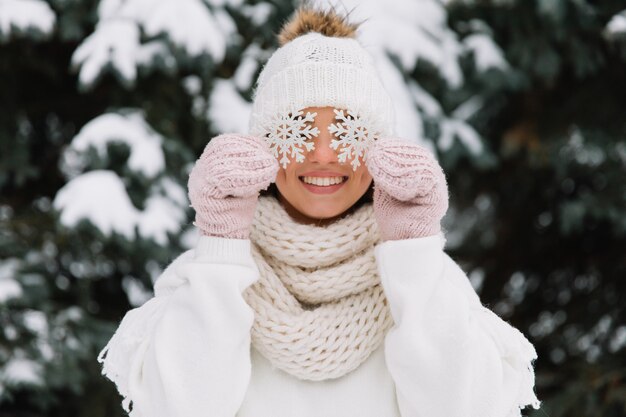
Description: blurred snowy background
xmin=1 ymin=0 xmax=625 ymax=416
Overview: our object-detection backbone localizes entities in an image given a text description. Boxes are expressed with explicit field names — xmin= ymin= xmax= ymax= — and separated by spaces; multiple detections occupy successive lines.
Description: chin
xmin=300 ymin=200 xmax=347 ymax=219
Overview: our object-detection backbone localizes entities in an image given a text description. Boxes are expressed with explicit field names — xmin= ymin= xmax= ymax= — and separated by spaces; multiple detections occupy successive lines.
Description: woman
xmin=97 ymin=5 xmax=541 ymax=417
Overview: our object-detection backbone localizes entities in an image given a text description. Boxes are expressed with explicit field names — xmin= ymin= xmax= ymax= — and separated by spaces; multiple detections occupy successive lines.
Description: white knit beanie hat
xmin=248 ymin=9 xmax=395 ymax=140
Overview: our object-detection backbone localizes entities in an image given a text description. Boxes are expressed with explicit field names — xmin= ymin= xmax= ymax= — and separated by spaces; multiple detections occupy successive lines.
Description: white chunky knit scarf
xmin=243 ymin=195 xmax=395 ymax=381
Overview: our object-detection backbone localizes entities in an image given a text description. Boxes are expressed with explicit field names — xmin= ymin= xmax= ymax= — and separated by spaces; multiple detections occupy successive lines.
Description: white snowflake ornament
xmin=328 ymin=109 xmax=382 ymax=171
xmin=263 ymin=110 xmax=320 ymax=169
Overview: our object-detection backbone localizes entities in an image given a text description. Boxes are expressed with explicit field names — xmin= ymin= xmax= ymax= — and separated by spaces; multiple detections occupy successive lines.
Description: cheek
xmin=346 ymin=150 xmax=370 ymax=174
xmin=353 ymin=166 xmax=372 ymax=186
xmin=275 ymin=164 xmax=296 ymax=188
xmin=275 ymin=168 xmax=286 ymax=187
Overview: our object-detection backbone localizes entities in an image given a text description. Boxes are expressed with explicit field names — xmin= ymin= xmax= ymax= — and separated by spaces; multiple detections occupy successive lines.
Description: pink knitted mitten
xmin=365 ymin=137 xmax=449 ymax=241
xmin=188 ymin=134 xmax=279 ymax=239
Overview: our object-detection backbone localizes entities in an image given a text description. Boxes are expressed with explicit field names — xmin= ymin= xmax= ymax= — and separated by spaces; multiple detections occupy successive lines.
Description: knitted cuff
xmin=194 ymin=235 xmax=256 ymax=268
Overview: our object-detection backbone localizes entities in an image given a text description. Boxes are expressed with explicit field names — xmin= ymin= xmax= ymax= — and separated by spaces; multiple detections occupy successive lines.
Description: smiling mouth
xmin=298 ymin=176 xmax=348 ymax=187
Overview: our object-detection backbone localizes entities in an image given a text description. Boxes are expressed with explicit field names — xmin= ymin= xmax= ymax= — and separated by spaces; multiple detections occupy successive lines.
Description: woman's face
xmin=274 ymin=106 xmax=373 ymax=225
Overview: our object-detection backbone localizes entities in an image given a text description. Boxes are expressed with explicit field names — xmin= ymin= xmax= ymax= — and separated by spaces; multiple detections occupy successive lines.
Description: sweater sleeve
xmin=374 ymin=233 xmax=541 ymax=417
xmin=97 ymin=236 xmax=259 ymax=417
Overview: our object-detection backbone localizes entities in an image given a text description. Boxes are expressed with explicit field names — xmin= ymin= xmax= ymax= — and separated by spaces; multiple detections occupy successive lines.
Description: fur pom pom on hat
xmin=277 ymin=5 xmax=360 ymax=46
xmin=248 ymin=3 xmax=395 ymax=138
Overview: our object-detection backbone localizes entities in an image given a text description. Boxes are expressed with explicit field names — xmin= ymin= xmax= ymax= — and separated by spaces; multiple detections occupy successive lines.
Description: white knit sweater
xmin=98 ymin=233 xmax=540 ymax=417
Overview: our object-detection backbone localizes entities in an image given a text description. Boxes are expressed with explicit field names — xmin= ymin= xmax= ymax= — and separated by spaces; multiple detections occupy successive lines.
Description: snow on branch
xmin=61 ymin=111 xmax=165 ymax=179
xmin=53 ymin=170 xmax=187 ymax=245
xmin=0 ymin=0 xmax=55 ymax=41
xmin=72 ymin=0 xmax=231 ymax=89
xmin=54 ymin=111 xmax=187 ymax=244
xmin=605 ymin=10 xmax=626 ymax=39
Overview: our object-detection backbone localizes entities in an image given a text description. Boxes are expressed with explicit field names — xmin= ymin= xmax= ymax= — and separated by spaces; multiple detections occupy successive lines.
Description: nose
xmin=307 ymin=127 xmax=339 ymax=164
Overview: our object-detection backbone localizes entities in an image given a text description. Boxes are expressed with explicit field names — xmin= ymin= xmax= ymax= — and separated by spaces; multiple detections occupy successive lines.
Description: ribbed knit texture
xmin=249 ymin=32 xmax=395 ymax=139
xmin=194 ymin=236 xmax=256 ymax=268
xmin=366 ymin=137 xmax=450 ymax=241
xmin=187 ymin=133 xmax=279 ymax=240
xmin=243 ymin=195 xmax=394 ymax=381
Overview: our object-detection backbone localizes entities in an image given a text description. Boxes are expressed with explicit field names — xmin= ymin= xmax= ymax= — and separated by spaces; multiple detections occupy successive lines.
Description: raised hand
xmin=365 ymin=137 xmax=449 ymax=241
xmin=188 ymin=134 xmax=279 ymax=239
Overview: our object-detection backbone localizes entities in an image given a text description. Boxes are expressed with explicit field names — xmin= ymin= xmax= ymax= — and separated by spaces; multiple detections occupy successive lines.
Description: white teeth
xmin=301 ymin=176 xmax=346 ymax=186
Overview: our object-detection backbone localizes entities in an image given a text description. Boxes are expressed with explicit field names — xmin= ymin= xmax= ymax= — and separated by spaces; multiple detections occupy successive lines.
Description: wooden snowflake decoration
xmin=264 ymin=110 xmax=320 ymax=169
xmin=328 ymin=109 xmax=382 ymax=171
